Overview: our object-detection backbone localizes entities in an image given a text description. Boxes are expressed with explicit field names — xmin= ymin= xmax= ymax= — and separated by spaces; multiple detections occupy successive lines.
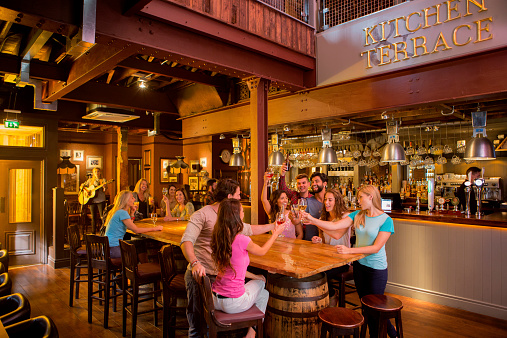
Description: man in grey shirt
xmin=304 ymin=172 xmax=328 ymax=240
xmin=180 ymin=178 xmax=274 ymax=337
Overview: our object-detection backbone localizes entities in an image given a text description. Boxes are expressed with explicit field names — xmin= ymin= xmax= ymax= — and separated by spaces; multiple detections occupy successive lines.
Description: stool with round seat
xmin=319 ymin=307 xmax=364 ymax=338
xmin=0 ymin=272 xmax=12 ymax=297
xmin=0 ymin=293 xmax=31 ymax=326
xmin=360 ymin=294 xmax=403 ymax=338
xmin=0 ymin=249 xmax=9 ymax=272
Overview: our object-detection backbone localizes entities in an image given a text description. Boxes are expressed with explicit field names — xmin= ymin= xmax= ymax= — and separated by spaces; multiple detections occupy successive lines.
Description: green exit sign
xmin=4 ymin=120 xmax=19 ymax=128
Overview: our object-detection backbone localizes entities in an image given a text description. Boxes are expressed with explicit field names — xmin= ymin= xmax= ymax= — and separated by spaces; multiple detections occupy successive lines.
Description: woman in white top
xmin=311 ymin=188 xmax=350 ymax=306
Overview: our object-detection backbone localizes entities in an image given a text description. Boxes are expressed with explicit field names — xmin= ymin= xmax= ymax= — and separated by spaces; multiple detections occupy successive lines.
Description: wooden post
xmin=117 ymin=127 xmax=129 ymax=192
xmin=246 ymin=77 xmax=269 ymax=225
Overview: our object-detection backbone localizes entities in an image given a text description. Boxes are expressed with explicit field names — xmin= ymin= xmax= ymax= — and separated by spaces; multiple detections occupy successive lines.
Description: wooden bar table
xmin=133 ymin=219 xmax=365 ymax=337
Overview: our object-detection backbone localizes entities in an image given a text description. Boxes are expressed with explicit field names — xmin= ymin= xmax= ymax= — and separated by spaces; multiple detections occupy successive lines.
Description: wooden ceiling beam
xmin=118 ymin=56 xmax=228 ymax=88
xmin=44 ymin=43 xmax=138 ymax=102
xmin=61 ymin=81 xmax=179 ymax=115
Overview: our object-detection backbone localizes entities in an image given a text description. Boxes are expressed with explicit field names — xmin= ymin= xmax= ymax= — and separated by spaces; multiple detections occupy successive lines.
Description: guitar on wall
xmin=78 ymin=179 xmax=115 ymax=205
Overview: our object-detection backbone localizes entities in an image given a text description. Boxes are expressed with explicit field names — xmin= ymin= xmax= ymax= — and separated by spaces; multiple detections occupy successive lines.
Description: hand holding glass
xmin=276 ymin=212 xmax=286 ymax=237
xmin=162 ymin=187 xmax=168 ymax=195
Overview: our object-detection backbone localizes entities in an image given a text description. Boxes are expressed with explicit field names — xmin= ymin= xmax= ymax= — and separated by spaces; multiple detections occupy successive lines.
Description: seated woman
xmin=311 ymin=188 xmax=351 ymax=306
xmin=104 ymin=190 xmax=163 ymax=258
xmin=133 ymin=178 xmax=155 ymax=219
xmin=163 ymin=188 xmax=195 ymax=221
xmin=261 ymin=172 xmax=303 ymax=239
xmin=211 ymin=199 xmax=285 ymax=338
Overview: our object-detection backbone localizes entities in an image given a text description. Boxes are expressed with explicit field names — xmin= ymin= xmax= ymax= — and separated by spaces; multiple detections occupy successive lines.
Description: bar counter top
xmin=387 ymin=210 xmax=507 ymax=228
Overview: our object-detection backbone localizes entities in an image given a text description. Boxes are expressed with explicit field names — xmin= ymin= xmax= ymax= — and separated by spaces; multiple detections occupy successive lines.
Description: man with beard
xmin=303 ymin=172 xmax=328 ymax=240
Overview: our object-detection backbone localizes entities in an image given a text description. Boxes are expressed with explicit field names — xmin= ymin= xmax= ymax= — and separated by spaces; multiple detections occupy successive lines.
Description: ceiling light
xmin=219 ymin=134 xmax=225 ymax=140
xmin=381 ymin=119 xmax=406 ymax=163
xmin=139 ymin=80 xmax=147 ymax=88
xmin=464 ymin=111 xmax=496 ymax=160
xmin=229 ymin=137 xmax=245 ymax=166
xmin=317 ymin=128 xmax=338 ymax=165
xmin=268 ymin=134 xmax=285 ymax=167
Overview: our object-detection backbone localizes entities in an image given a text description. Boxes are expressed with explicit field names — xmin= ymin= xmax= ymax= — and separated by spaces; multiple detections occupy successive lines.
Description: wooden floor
xmin=8 ymin=264 xmax=507 ymax=338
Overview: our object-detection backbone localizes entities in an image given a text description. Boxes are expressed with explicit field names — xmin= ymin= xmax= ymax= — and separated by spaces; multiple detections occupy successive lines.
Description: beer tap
xmin=474 ymin=178 xmax=484 ymax=218
xmin=464 ymin=180 xmax=472 ymax=218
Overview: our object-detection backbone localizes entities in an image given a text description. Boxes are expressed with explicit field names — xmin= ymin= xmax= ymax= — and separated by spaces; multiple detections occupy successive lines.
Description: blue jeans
xmin=353 ymin=261 xmax=397 ymax=338
xmin=184 ymin=269 xmax=216 ymax=337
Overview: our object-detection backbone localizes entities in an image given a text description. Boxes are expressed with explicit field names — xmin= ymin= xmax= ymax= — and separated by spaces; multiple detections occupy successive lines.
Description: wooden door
xmin=0 ymin=160 xmax=43 ymax=266
xmin=128 ymin=158 xmax=141 ymax=190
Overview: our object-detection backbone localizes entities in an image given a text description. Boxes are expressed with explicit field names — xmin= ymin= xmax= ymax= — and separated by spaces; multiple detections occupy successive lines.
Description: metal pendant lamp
xmin=268 ymin=133 xmax=285 ymax=167
xmin=317 ymin=128 xmax=338 ymax=165
xmin=57 ymin=156 xmax=77 ymax=174
xmin=229 ymin=137 xmax=245 ymax=166
xmin=464 ymin=111 xmax=496 ymax=160
xmin=381 ymin=119 xmax=406 ymax=163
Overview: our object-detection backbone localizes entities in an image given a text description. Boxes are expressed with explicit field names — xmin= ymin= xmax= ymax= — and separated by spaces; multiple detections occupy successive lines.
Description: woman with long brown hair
xmin=311 ymin=188 xmax=351 ymax=306
xmin=211 ymin=199 xmax=284 ymax=338
xmin=302 ymin=185 xmax=397 ymax=338
xmin=163 ymin=188 xmax=194 ymax=221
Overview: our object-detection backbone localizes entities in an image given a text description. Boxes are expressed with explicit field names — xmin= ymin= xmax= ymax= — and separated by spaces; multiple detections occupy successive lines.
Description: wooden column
xmin=117 ymin=127 xmax=129 ymax=192
xmin=246 ymin=77 xmax=269 ymax=225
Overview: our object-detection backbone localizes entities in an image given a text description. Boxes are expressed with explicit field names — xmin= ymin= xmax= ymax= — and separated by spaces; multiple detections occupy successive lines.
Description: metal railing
xmin=259 ymin=0 xmax=310 ymax=23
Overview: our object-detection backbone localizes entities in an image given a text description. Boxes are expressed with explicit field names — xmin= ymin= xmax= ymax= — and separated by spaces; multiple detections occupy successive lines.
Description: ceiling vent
xmin=83 ymin=105 xmax=140 ymax=123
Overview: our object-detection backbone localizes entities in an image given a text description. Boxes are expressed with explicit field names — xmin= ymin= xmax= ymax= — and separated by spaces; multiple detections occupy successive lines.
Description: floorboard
xmin=7 ymin=265 xmax=507 ymax=337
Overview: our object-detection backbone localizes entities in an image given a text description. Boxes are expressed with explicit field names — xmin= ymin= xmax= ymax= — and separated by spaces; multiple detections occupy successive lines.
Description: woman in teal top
xmin=302 ymin=185 xmax=397 ymax=338
xmin=104 ymin=190 xmax=163 ymax=258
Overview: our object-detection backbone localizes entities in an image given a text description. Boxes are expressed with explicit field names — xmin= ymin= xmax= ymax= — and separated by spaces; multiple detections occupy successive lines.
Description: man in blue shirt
xmin=303 ymin=172 xmax=328 ymax=240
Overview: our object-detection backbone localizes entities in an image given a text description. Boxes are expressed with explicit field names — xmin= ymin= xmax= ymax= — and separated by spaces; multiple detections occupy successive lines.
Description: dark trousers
xmin=89 ymin=202 xmax=105 ymax=233
xmin=185 ymin=269 xmax=216 ymax=337
xmin=353 ymin=261 xmax=397 ymax=338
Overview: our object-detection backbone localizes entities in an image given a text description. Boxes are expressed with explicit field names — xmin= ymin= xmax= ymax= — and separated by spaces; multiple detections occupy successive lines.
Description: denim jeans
xmin=185 ymin=269 xmax=216 ymax=337
xmin=353 ymin=261 xmax=397 ymax=338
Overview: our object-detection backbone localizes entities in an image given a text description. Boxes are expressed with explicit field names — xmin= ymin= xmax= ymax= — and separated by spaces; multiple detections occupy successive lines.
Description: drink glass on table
xmin=150 ymin=213 xmax=158 ymax=226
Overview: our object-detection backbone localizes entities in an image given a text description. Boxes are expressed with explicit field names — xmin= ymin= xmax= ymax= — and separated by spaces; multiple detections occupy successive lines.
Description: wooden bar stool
xmin=68 ymin=224 xmax=88 ymax=307
xmin=319 ymin=307 xmax=364 ymax=338
xmin=360 ymin=295 xmax=403 ymax=338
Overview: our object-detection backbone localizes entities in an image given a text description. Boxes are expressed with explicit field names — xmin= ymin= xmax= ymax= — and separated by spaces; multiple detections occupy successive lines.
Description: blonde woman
xmin=163 ymin=188 xmax=195 ymax=221
xmin=104 ymin=190 xmax=163 ymax=258
xmin=301 ymin=185 xmax=396 ymax=338
xmin=133 ymin=178 xmax=155 ymax=219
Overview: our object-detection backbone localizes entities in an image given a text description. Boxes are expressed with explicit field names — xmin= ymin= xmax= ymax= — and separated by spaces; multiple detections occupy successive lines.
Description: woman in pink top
xmin=211 ymin=199 xmax=285 ymax=338
xmin=261 ymin=172 xmax=303 ymax=239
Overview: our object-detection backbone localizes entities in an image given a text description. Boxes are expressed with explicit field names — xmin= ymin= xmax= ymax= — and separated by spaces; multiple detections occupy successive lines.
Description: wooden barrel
xmin=265 ymin=273 xmax=329 ymax=337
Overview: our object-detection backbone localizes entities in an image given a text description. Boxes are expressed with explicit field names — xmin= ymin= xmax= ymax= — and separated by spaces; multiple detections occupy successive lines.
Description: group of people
xmin=92 ymin=163 xmax=396 ymax=337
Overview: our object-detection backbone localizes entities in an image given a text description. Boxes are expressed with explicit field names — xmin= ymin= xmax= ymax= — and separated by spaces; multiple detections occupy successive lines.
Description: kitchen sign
xmin=317 ymin=0 xmax=507 ymax=86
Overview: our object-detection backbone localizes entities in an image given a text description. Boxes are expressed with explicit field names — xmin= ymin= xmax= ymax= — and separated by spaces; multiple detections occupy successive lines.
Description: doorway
xmin=0 ymin=160 xmax=43 ymax=266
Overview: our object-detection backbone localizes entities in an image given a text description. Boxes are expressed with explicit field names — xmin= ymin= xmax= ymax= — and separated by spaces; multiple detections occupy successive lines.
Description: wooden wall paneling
xmin=238 ymin=0 xmax=247 ymax=29
xmin=490 ymin=228 xmax=502 ymax=305
xmin=482 ymin=228 xmax=493 ymax=304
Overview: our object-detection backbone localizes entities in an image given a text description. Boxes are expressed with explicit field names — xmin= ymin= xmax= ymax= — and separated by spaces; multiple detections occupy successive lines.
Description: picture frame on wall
xmin=62 ymin=164 xmax=80 ymax=195
xmin=86 ymin=156 xmax=103 ymax=169
xmin=190 ymin=160 xmax=200 ymax=173
xmin=160 ymin=158 xmax=176 ymax=182
xmin=60 ymin=149 xmax=71 ymax=158
xmin=189 ymin=176 xmax=199 ymax=191
xmin=144 ymin=150 xmax=151 ymax=167
xmin=168 ymin=174 xmax=179 ymax=183
xmin=73 ymin=150 xmax=84 ymax=161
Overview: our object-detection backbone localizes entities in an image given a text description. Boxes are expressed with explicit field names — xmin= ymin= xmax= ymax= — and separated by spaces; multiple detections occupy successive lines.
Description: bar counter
xmin=386 ymin=210 xmax=507 ymax=228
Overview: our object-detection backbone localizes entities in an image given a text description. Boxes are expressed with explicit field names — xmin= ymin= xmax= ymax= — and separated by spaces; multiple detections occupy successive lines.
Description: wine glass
xmin=150 ymin=213 xmax=158 ymax=226
xmin=298 ymin=198 xmax=307 ymax=223
xmin=162 ymin=187 xmax=168 ymax=195
xmin=276 ymin=212 xmax=286 ymax=237
xmin=266 ymin=167 xmax=274 ymax=182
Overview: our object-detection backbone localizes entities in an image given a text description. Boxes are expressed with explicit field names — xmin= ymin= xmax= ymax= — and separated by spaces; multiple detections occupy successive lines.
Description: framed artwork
xmin=200 ymin=157 xmax=207 ymax=168
xmin=160 ymin=158 xmax=176 ymax=182
xmin=60 ymin=149 xmax=71 ymax=158
xmin=62 ymin=165 xmax=80 ymax=195
xmin=144 ymin=150 xmax=151 ymax=166
xmin=190 ymin=160 xmax=200 ymax=173
xmin=168 ymin=174 xmax=179 ymax=183
xmin=144 ymin=168 xmax=151 ymax=184
xmin=73 ymin=150 xmax=84 ymax=161
xmin=86 ymin=155 xmax=103 ymax=169
xmin=189 ymin=176 xmax=199 ymax=191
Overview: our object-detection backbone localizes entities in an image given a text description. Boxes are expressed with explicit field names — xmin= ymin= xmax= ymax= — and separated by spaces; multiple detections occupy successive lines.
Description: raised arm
xmin=246 ymin=222 xmax=285 ymax=256
xmin=250 ymin=223 xmax=275 ymax=235
xmin=261 ymin=172 xmax=272 ymax=217
xmin=301 ymin=210 xmax=353 ymax=231
xmin=336 ymin=231 xmax=391 ymax=255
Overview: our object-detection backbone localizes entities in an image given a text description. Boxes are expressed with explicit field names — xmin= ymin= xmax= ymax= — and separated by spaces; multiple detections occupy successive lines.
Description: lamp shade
xmin=57 ymin=156 xmax=77 ymax=174
xmin=268 ymin=150 xmax=285 ymax=167
xmin=229 ymin=153 xmax=245 ymax=166
xmin=170 ymin=156 xmax=189 ymax=169
xmin=464 ymin=137 xmax=496 ymax=160
xmin=317 ymin=147 xmax=338 ymax=165
xmin=381 ymin=143 xmax=406 ymax=162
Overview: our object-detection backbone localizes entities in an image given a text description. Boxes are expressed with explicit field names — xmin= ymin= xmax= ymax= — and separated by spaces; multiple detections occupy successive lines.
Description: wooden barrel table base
xmin=266 ymin=273 xmax=329 ymax=337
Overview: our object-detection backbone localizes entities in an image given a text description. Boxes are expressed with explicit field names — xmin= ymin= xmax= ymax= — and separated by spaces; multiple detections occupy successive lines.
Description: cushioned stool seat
xmin=0 ymin=272 xmax=12 ymax=297
xmin=5 ymin=315 xmax=59 ymax=338
xmin=0 ymin=293 xmax=31 ymax=326
xmin=0 ymin=249 xmax=8 ymax=272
